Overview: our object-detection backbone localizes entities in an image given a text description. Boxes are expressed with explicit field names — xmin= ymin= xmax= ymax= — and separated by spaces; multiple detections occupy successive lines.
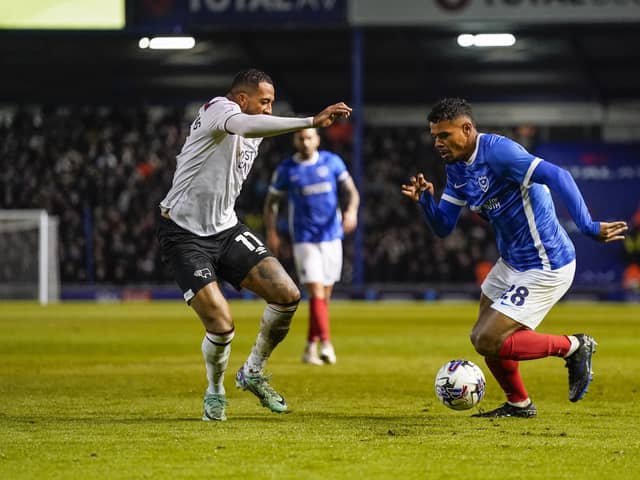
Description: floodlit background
xmin=1 ymin=3 xmax=640 ymax=480
xmin=1 ymin=1 xmax=639 ymax=301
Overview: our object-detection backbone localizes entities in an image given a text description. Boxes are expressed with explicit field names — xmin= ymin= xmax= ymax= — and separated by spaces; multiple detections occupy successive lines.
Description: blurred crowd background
xmin=1 ymin=2 xmax=640 ymax=300
xmin=1 ymin=105 xmax=501 ymax=286
xmin=4 ymin=105 xmax=636 ymax=293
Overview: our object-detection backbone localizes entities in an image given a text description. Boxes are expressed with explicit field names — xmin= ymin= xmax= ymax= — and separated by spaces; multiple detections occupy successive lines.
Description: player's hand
xmin=597 ymin=221 xmax=628 ymax=242
xmin=342 ymin=209 xmax=358 ymax=234
xmin=312 ymin=102 xmax=352 ymax=128
xmin=401 ymin=173 xmax=434 ymax=202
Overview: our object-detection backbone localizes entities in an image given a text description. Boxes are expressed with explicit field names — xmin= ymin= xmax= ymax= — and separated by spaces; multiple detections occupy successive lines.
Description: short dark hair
xmin=427 ymin=98 xmax=475 ymax=125
xmin=230 ymin=68 xmax=273 ymax=93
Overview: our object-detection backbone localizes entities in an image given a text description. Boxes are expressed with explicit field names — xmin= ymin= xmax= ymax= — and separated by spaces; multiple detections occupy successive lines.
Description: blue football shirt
xmin=441 ymin=133 xmax=575 ymax=271
xmin=269 ymin=150 xmax=350 ymax=243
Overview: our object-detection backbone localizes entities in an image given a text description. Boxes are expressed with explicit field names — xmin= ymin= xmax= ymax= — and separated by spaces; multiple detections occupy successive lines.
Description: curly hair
xmin=427 ymin=98 xmax=475 ymax=125
xmin=229 ymin=68 xmax=273 ymax=94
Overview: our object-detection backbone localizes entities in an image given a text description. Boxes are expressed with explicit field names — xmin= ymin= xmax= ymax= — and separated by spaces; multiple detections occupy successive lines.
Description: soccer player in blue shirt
xmin=402 ymin=98 xmax=628 ymax=417
xmin=264 ymin=128 xmax=359 ymax=365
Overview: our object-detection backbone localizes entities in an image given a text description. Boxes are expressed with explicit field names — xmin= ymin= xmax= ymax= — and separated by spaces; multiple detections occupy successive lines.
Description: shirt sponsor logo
xmin=236 ymin=147 xmax=257 ymax=177
xmin=302 ymin=182 xmax=332 ymax=195
xmin=482 ymin=197 xmax=501 ymax=211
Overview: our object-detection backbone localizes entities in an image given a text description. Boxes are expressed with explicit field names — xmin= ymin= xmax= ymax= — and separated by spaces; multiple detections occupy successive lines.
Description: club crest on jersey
xmin=194 ymin=268 xmax=212 ymax=279
xmin=477 ymin=176 xmax=490 ymax=193
xmin=316 ymin=166 xmax=329 ymax=178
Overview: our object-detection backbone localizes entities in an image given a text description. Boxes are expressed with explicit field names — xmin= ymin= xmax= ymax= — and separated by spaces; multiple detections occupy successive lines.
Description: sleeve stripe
xmin=337 ymin=171 xmax=351 ymax=182
xmin=523 ymin=157 xmax=542 ymax=186
xmin=441 ymin=193 xmax=467 ymax=206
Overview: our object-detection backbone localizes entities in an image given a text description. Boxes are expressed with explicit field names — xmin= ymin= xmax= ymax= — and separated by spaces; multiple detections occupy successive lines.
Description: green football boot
xmin=235 ymin=367 xmax=288 ymax=413
xmin=202 ymin=393 xmax=228 ymax=422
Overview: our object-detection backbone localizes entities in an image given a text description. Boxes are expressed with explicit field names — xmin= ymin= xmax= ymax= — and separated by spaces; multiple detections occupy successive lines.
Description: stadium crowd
xmin=1 ymin=105 xmax=499 ymax=285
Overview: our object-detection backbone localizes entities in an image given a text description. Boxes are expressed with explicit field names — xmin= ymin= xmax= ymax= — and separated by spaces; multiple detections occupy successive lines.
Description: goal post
xmin=0 ymin=210 xmax=60 ymax=304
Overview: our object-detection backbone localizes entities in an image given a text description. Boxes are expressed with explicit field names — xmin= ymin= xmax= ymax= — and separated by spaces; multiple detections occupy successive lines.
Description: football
xmin=434 ymin=360 xmax=486 ymax=410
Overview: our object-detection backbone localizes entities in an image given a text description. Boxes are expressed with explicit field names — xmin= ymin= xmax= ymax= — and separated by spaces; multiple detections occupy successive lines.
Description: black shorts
xmin=157 ymin=216 xmax=273 ymax=302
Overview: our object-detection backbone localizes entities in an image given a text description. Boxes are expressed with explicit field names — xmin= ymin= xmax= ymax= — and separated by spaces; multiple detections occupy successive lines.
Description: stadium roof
xmin=0 ymin=24 xmax=638 ymax=114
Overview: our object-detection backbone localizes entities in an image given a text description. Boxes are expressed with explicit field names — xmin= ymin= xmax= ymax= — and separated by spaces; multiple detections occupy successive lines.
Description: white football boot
xmin=319 ymin=341 xmax=337 ymax=365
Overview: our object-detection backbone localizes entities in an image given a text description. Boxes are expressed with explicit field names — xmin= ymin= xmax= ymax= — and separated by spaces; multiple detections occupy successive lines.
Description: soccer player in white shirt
xmin=264 ymin=128 xmax=360 ymax=365
xmin=402 ymin=98 xmax=627 ymax=417
xmin=157 ymin=69 xmax=351 ymax=421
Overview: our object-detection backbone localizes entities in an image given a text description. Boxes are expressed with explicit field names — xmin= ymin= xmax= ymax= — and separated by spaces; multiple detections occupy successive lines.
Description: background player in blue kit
xmin=402 ymin=98 xmax=628 ymax=418
xmin=264 ymin=128 xmax=359 ymax=365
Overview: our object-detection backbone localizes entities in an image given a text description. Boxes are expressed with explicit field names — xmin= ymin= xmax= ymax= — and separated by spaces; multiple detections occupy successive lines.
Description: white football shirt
xmin=160 ymin=96 xmax=311 ymax=236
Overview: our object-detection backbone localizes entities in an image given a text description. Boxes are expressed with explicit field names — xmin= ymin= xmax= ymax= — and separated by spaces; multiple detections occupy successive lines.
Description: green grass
xmin=1 ymin=300 xmax=639 ymax=479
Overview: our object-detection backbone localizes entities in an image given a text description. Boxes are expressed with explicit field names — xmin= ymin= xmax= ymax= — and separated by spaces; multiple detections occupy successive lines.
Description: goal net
xmin=0 ymin=210 xmax=60 ymax=304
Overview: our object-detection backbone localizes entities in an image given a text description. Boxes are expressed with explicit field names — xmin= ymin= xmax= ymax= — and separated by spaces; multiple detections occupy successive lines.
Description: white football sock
xmin=202 ymin=329 xmax=235 ymax=395
xmin=245 ymin=302 xmax=298 ymax=374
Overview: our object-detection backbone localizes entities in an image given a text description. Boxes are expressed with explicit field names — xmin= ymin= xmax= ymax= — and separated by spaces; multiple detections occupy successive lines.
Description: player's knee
xmin=470 ymin=330 xmax=500 ymax=357
xmin=288 ymin=284 xmax=302 ymax=305
xmin=274 ymin=282 xmax=301 ymax=306
xmin=197 ymin=307 xmax=233 ymax=333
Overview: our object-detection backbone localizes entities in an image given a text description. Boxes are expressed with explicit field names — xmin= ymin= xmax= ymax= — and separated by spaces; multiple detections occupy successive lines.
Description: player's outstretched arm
xmin=312 ymin=103 xmax=352 ymax=128
xmin=225 ymin=102 xmax=351 ymax=138
xmin=226 ymin=113 xmax=313 ymax=138
xmin=530 ymin=160 xmax=628 ymax=241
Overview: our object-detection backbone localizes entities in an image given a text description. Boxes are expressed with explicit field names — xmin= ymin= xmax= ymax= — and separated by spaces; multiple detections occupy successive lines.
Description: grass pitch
xmin=1 ymin=300 xmax=639 ymax=479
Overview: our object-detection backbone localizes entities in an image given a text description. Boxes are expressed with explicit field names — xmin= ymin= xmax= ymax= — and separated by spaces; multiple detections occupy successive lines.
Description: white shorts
xmin=293 ymin=239 xmax=343 ymax=286
xmin=481 ymin=258 xmax=576 ymax=330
